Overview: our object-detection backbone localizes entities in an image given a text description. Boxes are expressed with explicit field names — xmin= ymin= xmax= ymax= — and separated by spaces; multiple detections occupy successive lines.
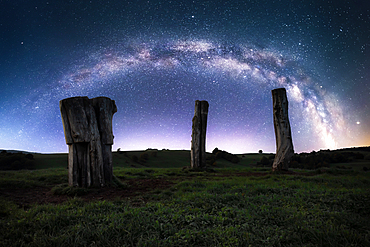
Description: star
xmin=0 ymin=0 xmax=369 ymax=153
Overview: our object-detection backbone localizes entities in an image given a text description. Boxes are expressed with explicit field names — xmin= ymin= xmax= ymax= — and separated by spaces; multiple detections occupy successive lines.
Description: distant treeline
xmin=338 ymin=146 xmax=370 ymax=152
xmin=258 ymin=149 xmax=370 ymax=169
xmin=0 ymin=151 xmax=35 ymax=170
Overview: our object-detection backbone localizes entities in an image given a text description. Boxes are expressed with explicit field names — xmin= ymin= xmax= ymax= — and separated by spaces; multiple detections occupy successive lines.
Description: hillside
xmin=1 ymin=146 xmax=370 ymax=171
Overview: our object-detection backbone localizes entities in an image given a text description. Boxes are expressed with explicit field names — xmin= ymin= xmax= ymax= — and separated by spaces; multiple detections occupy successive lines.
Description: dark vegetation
xmin=290 ymin=150 xmax=364 ymax=170
xmin=257 ymin=147 xmax=370 ymax=171
xmin=0 ymin=147 xmax=370 ymax=246
xmin=206 ymin=147 xmax=240 ymax=166
xmin=0 ymin=151 xmax=35 ymax=170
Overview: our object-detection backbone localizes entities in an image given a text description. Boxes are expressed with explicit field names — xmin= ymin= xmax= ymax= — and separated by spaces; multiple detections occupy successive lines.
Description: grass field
xmin=1 ymin=149 xmax=370 ymax=246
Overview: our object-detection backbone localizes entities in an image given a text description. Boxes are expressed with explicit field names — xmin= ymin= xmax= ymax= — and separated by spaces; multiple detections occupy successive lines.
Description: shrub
xmin=213 ymin=149 xmax=240 ymax=163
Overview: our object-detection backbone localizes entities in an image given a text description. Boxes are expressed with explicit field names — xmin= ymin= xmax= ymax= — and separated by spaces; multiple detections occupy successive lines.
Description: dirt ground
xmin=0 ymin=178 xmax=179 ymax=208
xmin=0 ymin=171 xmax=316 ymax=208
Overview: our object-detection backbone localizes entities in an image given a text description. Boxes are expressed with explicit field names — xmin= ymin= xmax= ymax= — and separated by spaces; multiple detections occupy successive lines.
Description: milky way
xmin=0 ymin=0 xmax=368 ymax=153
xmin=9 ymin=39 xmax=354 ymax=153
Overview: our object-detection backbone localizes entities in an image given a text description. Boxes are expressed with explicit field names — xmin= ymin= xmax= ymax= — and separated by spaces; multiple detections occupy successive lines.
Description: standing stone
xmin=271 ymin=88 xmax=294 ymax=171
xmin=92 ymin=97 xmax=117 ymax=184
xmin=191 ymin=100 xmax=209 ymax=169
xmin=60 ymin=96 xmax=117 ymax=187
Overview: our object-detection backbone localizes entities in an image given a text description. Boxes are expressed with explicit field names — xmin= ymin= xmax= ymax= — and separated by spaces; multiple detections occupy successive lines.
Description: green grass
xmin=1 ymin=149 xmax=370 ymax=246
xmin=1 ymin=169 xmax=369 ymax=246
xmin=33 ymin=153 xmax=68 ymax=169
xmin=0 ymin=168 xmax=67 ymax=188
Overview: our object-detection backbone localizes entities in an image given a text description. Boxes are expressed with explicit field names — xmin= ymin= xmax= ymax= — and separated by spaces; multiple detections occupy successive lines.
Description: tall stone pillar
xmin=191 ymin=100 xmax=209 ymax=169
xmin=92 ymin=97 xmax=117 ymax=184
xmin=60 ymin=96 xmax=117 ymax=187
xmin=271 ymin=88 xmax=294 ymax=171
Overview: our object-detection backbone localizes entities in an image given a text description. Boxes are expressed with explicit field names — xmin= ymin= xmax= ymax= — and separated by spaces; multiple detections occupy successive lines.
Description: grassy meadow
xmin=0 ymin=149 xmax=370 ymax=246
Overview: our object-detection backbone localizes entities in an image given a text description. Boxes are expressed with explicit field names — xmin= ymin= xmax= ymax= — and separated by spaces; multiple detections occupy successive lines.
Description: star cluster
xmin=0 ymin=0 xmax=369 ymax=153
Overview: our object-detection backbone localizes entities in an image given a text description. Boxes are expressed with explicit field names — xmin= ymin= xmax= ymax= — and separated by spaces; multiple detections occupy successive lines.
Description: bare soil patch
xmin=0 ymin=178 xmax=175 ymax=208
xmin=0 ymin=171 xmax=318 ymax=208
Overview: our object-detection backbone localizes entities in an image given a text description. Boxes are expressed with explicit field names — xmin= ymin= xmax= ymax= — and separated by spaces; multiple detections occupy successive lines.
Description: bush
xmin=0 ymin=153 xmax=35 ymax=170
xmin=208 ymin=149 xmax=240 ymax=165
xmin=213 ymin=149 xmax=240 ymax=163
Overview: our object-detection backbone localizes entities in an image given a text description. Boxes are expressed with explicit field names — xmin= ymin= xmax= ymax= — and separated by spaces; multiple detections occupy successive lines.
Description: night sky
xmin=1 ymin=0 xmax=369 ymax=154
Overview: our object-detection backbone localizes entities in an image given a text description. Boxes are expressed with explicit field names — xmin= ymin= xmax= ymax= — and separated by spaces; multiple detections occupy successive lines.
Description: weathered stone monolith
xmin=271 ymin=88 xmax=294 ymax=171
xmin=92 ymin=97 xmax=117 ymax=184
xmin=191 ymin=100 xmax=209 ymax=169
xmin=60 ymin=96 xmax=117 ymax=187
